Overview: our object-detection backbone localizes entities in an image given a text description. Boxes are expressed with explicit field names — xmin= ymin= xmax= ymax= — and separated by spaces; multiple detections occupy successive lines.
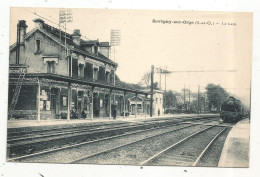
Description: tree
xmin=205 ymin=83 xmax=229 ymax=112
xmin=181 ymin=88 xmax=191 ymax=109
xmin=138 ymin=72 xmax=159 ymax=89
xmin=115 ymin=74 xmax=144 ymax=90
xmin=163 ymin=90 xmax=177 ymax=108
xmin=152 ymin=82 xmax=159 ymax=90
xmin=139 ymin=72 xmax=151 ymax=88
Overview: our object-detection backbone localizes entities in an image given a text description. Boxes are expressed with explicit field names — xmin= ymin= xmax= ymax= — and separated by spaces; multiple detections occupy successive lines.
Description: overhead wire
xmin=25 ymin=8 xmax=95 ymax=41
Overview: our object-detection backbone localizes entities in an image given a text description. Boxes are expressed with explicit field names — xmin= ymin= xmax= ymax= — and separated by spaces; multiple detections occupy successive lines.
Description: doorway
xmin=93 ymin=93 xmax=100 ymax=117
xmin=50 ymin=88 xmax=59 ymax=118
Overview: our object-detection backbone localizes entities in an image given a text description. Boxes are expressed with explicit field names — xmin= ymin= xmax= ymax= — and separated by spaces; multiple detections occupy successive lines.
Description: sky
xmin=9 ymin=7 xmax=253 ymax=107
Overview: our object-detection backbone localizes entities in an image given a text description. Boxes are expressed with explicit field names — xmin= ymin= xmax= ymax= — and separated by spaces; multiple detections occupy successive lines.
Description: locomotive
xmin=220 ymin=97 xmax=244 ymax=123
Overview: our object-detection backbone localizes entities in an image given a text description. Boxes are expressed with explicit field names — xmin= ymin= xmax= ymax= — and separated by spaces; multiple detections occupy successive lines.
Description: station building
xmin=8 ymin=19 xmax=163 ymax=121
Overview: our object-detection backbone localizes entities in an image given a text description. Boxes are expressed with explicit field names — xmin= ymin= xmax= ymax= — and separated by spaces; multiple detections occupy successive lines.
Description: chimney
xmin=33 ymin=18 xmax=45 ymax=29
xmin=17 ymin=20 xmax=28 ymax=44
xmin=99 ymin=42 xmax=110 ymax=58
xmin=16 ymin=20 xmax=28 ymax=64
xmin=72 ymin=29 xmax=81 ymax=45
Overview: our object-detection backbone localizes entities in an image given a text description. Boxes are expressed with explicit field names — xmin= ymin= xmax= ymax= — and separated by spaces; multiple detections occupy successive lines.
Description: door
xmin=93 ymin=93 xmax=100 ymax=117
xmin=50 ymin=88 xmax=59 ymax=118
xmin=77 ymin=91 xmax=84 ymax=116
xmin=131 ymin=104 xmax=136 ymax=114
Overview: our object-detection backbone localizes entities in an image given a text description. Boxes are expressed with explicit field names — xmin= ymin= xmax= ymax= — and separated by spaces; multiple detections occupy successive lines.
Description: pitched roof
xmin=10 ymin=20 xmax=117 ymax=67
xmin=81 ymin=40 xmax=99 ymax=45
xmin=142 ymin=88 xmax=164 ymax=93
xmin=98 ymin=52 xmax=111 ymax=61
xmin=9 ymin=28 xmax=39 ymax=51
xmin=129 ymin=96 xmax=143 ymax=102
xmin=100 ymin=42 xmax=110 ymax=47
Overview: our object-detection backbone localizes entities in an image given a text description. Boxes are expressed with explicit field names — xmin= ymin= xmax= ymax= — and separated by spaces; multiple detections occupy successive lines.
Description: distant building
xmin=151 ymin=90 xmax=164 ymax=116
xmin=128 ymin=96 xmax=149 ymax=115
xmin=128 ymin=89 xmax=164 ymax=116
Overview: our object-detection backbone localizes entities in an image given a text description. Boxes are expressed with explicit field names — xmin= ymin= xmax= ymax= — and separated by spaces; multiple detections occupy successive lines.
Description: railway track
xmin=8 ymin=116 xmax=222 ymax=164
xmin=7 ymin=114 xmax=214 ymax=140
xmin=7 ymin=115 xmax=218 ymax=158
xmin=139 ymin=125 xmax=229 ymax=166
xmin=68 ymin=121 xmax=228 ymax=165
xmin=7 ymin=121 xmax=128 ymax=139
xmin=8 ymin=121 xmax=140 ymax=144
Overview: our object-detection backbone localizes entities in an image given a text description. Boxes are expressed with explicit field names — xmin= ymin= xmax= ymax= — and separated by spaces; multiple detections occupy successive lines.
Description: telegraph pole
xmin=149 ymin=68 xmax=236 ymax=115
xmin=152 ymin=66 xmax=172 ymax=115
xmin=59 ymin=9 xmax=73 ymax=121
xmin=59 ymin=9 xmax=73 ymax=58
xmin=110 ymin=29 xmax=121 ymax=104
xmin=164 ymin=73 xmax=166 ymax=115
xmin=150 ymin=65 xmax=154 ymax=117
xmin=110 ymin=29 xmax=121 ymax=62
xmin=188 ymin=86 xmax=191 ymax=113
xmin=154 ymin=67 xmax=172 ymax=91
xmin=164 ymin=74 xmax=167 ymax=92
xmin=167 ymin=69 xmax=236 ymax=114
xmin=197 ymin=85 xmax=200 ymax=114
xmin=184 ymin=84 xmax=186 ymax=112
xmin=159 ymin=67 xmax=161 ymax=89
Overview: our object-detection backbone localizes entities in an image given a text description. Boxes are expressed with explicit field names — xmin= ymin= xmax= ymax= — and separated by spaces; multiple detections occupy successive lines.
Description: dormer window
xmin=94 ymin=45 xmax=98 ymax=55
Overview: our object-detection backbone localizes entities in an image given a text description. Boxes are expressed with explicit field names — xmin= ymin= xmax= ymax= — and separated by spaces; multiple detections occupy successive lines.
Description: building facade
xmin=152 ymin=90 xmax=164 ymax=116
xmin=8 ymin=19 xmax=149 ymax=120
xmin=128 ymin=89 xmax=164 ymax=116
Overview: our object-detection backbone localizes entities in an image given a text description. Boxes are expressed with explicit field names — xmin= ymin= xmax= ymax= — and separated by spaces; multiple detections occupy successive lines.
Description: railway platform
xmin=7 ymin=114 xmax=214 ymax=129
xmin=218 ymin=118 xmax=250 ymax=167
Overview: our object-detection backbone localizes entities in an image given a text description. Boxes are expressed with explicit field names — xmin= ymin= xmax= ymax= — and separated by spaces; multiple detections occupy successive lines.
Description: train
xmin=220 ymin=97 xmax=244 ymax=123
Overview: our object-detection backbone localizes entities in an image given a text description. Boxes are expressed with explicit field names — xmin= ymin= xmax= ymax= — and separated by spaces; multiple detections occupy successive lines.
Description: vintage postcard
xmin=6 ymin=7 xmax=252 ymax=168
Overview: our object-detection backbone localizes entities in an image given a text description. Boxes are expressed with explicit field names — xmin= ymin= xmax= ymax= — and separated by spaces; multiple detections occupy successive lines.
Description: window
xmin=93 ymin=67 xmax=99 ymax=81
xmin=62 ymin=96 xmax=68 ymax=107
xmin=47 ymin=61 xmax=55 ymax=73
xmin=156 ymin=98 xmax=158 ymax=104
xmin=40 ymin=89 xmax=49 ymax=111
xmin=72 ymin=58 xmax=78 ymax=78
xmin=94 ymin=45 xmax=98 ymax=55
xmin=84 ymin=62 xmax=93 ymax=80
xmin=79 ymin=64 xmax=84 ymax=77
xmin=106 ymin=71 xmax=110 ymax=82
xmin=36 ymin=39 xmax=41 ymax=53
xmin=100 ymin=99 xmax=103 ymax=107
xmin=160 ymin=98 xmax=162 ymax=104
